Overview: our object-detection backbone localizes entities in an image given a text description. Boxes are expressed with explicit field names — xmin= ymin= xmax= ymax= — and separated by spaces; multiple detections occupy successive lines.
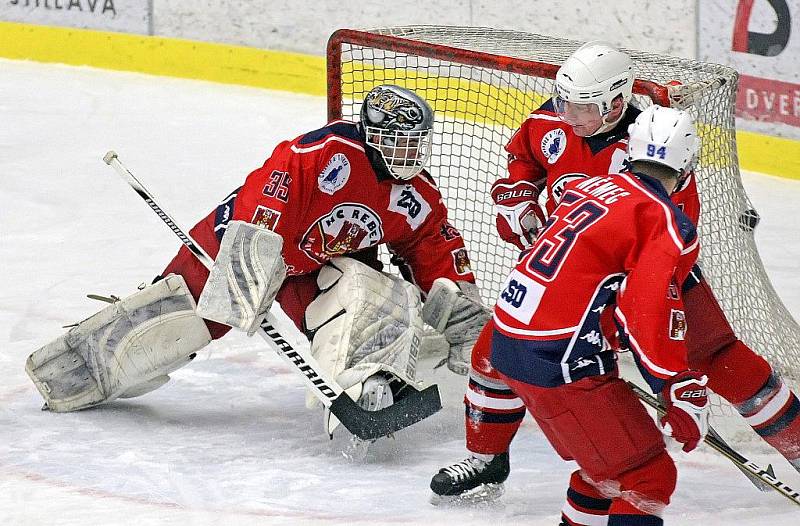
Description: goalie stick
xmin=627 ymin=381 xmax=800 ymax=507
xmin=102 ymin=151 xmax=442 ymax=441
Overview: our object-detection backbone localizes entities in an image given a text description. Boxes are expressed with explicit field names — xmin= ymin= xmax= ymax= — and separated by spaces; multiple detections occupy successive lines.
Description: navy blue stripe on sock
xmin=567 ymin=487 xmax=612 ymax=511
xmin=608 ymin=514 xmax=663 ymax=526
xmin=756 ymin=396 xmax=800 ymax=438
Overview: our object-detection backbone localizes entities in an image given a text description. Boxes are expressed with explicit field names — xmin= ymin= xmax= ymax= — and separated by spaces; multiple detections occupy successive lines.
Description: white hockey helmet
xmin=626 ymin=105 xmax=701 ymax=175
xmin=553 ymin=41 xmax=634 ymax=118
xmin=360 ymin=84 xmax=434 ymax=180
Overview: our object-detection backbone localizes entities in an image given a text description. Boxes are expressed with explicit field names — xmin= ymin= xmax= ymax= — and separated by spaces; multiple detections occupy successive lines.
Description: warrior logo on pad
xmin=300 ymin=203 xmax=384 ymax=263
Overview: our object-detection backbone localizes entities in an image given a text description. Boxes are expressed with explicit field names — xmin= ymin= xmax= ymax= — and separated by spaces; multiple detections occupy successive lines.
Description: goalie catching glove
xmin=26 ymin=274 xmax=211 ymax=412
xmin=422 ymin=278 xmax=491 ymax=375
xmin=660 ymin=370 xmax=709 ymax=452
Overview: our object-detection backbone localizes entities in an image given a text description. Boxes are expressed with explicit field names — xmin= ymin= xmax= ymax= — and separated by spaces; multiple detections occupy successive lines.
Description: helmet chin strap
xmin=587 ymin=101 xmax=628 ymax=136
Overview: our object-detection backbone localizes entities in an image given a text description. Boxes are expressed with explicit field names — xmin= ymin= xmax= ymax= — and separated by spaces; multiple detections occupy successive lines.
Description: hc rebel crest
xmin=300 ymin=204 xmax=384 ymax=263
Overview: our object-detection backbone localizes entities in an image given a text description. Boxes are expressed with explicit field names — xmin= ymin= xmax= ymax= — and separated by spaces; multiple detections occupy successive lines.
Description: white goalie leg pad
xmin=303 ymin=257 xmax=423 ymax=409
xmin=197 ymin=220 xmax=286 ymax=335
xmin=421 ymin=278 xmax=491 ymax=375
xmin=25 ymin=274 xmax=212 ymax=412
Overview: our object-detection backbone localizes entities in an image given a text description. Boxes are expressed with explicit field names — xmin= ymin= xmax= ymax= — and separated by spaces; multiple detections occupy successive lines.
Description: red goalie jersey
xmin=163 ymin=120 xmax=475 ymax=336
xmin=229 ymin=120 xmax=474 ymax=292
xmin=491 ymin=172 xmax=699 ymax=391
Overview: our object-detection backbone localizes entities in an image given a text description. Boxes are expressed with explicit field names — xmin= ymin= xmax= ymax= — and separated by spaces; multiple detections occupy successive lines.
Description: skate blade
xmin=429 ymin=483 xmax=505 ymax=506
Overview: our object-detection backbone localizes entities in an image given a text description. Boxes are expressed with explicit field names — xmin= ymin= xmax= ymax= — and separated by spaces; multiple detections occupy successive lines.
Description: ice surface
xmin=1 ymin=59 xmax=799 ymax=525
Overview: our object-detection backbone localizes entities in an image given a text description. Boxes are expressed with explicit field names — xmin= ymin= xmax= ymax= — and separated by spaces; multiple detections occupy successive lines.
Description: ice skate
xmin=429 ymin=452 xmax=509 ymax=505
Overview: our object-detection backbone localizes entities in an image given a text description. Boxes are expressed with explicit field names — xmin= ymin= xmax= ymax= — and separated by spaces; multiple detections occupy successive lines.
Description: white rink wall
xmin=152 ymin=0 xmax=697 ymax=57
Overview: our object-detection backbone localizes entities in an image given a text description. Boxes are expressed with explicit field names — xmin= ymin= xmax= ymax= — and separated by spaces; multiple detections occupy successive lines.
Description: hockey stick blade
xmin=628 ymin=381 xmax=800 ymax=507
xmin=104 ymin=150 xmax=443 ymax=440
xmin=329 ymin=384 xmax=442 ymax=441
xmin=261 ymin=316 xmax=441 ymax=439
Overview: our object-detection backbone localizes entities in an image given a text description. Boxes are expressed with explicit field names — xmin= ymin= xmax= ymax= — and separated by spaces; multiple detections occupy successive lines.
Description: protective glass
xmin=552 ymin=93 xmax=603 ymax=126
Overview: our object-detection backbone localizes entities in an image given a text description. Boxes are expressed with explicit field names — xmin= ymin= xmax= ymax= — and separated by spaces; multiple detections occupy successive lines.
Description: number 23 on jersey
xmin=497 ymin=196 xmax=608 ymax=325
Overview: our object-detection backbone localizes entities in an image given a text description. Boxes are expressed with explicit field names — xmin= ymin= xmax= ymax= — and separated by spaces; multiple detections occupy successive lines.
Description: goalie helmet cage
xmin=327 ymin=26 xmax=800 ymax=436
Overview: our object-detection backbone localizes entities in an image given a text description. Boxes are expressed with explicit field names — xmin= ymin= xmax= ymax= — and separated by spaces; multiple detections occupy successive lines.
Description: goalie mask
xmin=627 ymin=105 xmax=701 ymax=180
xmin=360 ymin=85 xmax=434 ymax=180
xmin=553 ymin=41 xmax=634 ymax=136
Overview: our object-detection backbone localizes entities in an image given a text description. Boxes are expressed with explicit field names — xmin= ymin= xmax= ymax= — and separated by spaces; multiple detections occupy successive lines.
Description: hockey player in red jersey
xmin=26 ymin=85 xmax=489 ymax=434
xmin=442 ymin=41 xmax=800 ymax=498
xmin=432 ymin=105 xmax=709 ymax=525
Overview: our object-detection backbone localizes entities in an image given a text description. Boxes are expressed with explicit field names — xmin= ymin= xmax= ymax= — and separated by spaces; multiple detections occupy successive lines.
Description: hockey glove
xmin=660 ymin=370 xmax=709 ymax=452
xmin=491 ymin=180 xmax=546 ymax=250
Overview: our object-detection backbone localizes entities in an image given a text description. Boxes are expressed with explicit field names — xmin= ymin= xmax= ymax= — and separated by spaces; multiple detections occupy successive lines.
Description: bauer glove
xmin=491 ymin=180 xmax=546 ymax=250
xmin=660 ymin=370 xmax=709 ymax=452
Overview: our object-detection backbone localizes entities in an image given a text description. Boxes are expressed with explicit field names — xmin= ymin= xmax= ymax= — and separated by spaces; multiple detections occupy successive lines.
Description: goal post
xmin=326 ymin=27 xmax=800 ymax=416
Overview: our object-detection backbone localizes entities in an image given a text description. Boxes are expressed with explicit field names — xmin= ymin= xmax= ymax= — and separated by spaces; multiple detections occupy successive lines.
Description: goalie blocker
xmin=196 ymin=220 xmax=286 ymax=334
xmin=422 ymin=277 xmax=491 ymax=375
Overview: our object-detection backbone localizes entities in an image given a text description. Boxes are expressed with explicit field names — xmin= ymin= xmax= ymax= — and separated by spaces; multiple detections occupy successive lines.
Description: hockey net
xmin=327 ymin=26 xmax=800 ymax=440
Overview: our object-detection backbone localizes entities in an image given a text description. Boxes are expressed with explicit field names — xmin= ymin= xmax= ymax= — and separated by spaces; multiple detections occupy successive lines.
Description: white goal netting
xmin=327 ymin=26 xmax=800 ymax=437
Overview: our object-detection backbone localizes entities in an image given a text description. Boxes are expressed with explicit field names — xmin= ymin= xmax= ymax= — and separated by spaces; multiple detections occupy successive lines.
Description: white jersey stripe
xmin=614 ymin=307 xmax=681 ymax=378
xmin=681 ymin=236 xmax=699 ymax=256
xmin=527 ymin=113 xmax=562 ymax=122
xmin=492 ymin=312 xmax=579 ymax=337
xmin=290 ymin=135 xmax=365 ymax=154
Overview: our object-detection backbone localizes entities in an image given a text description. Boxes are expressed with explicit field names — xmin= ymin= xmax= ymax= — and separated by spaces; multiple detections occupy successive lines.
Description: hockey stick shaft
xmin=103 ymin=151 xmax=441 ymax=440
xmin=102 ymin=152 xmax=216 ymax=269
xmin=628 ymin=381 xmax=800 ymax=507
